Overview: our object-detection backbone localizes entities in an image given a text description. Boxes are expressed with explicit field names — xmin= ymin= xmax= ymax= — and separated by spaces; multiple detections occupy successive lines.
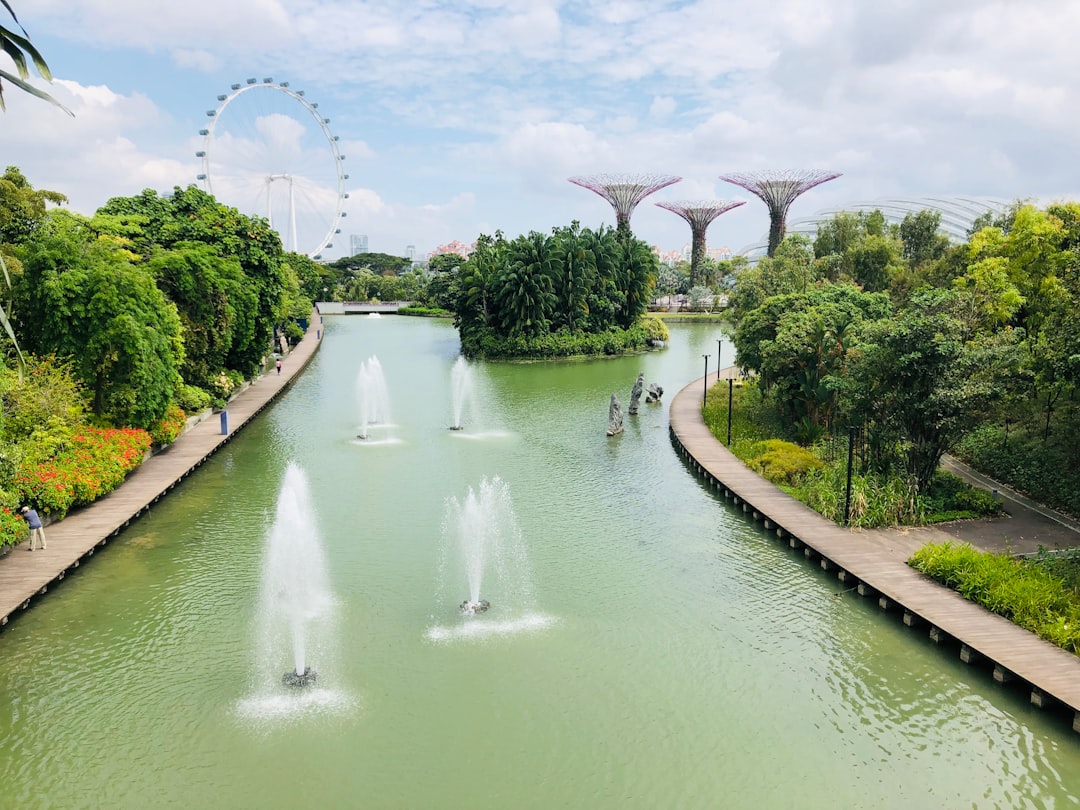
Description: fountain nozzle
xmin=283 ymin=667 xmax=318 ymax=687
xmin=449 ymin=425 xmax=464 ymax=431
xmin=460 ymin=599 xmax=490 ymax=615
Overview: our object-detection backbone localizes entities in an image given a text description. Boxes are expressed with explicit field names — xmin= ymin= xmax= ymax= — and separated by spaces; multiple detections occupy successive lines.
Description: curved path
xmin=0 ymin=311 xmax=325 ymax=628
xmin=669 ymin=373 xmax=1080 ymax=734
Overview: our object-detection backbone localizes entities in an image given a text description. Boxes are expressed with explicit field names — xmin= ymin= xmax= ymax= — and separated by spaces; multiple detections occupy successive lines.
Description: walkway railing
xmin=670 ymin=373 xmax=1080 ymax=734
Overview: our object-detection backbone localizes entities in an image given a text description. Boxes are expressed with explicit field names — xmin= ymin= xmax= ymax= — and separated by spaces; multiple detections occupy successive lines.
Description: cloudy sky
xmin=3 ymin=0 xmax=1079 ymax=260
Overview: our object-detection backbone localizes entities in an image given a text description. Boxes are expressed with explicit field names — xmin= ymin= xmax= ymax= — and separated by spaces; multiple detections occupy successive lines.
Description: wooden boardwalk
xmin=670 ymin=374 xmax=1080 ymax=733
xmin=0 ymin=311 xmax=325 ymax=628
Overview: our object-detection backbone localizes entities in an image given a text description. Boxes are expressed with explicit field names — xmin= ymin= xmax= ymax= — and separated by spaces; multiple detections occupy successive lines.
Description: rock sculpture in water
xmin=646 ymin=383 xmax=664 ymax=404
xmin=629 ymin=373 xmax=645 ymax=415
xmin=607 ymin=393 xmax=624 ymax=436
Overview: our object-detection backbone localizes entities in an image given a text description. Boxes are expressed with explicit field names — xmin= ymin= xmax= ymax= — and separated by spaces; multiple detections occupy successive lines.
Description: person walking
xmin=276 ymin=359 xmax=283 ymax=375
xmin=21 ymin=506 xmax=46 ymax=551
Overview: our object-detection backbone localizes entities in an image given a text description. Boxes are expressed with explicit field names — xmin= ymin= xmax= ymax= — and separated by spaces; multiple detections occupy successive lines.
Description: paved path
xmin=0 ymin=311 xmax=325 ymax=627
xmin=671 ymin=373 xmax=1080 ymax=732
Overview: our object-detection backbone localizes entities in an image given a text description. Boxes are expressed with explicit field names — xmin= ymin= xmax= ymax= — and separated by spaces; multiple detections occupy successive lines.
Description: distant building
xmin=350 ymin=234 xmax=369 ymax=255
xmin=429 ymin=240 xmax=474 ymax=259
xmin=652 ymin=245 xmax=730 ymax=267
xmin=405 ymin=244 xmax=416 ymax=262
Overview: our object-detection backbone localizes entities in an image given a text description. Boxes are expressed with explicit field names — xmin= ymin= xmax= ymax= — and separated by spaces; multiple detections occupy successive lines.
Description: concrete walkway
xmin=0 ymin=310 xmax=325 ymax=628
xmin=671 ymin=373 xmax=1080 ymax=732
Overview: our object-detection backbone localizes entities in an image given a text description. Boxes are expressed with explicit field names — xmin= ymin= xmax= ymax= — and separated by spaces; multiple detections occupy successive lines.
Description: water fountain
xmin=429 ymin=476 xmax=550 ymax=641
xmin=449 ymin=356 xmax=475 ymax=431
xmin=355 ymin=356 xmax=391 ymax=440
xmin=254 ymin=463 xmax=335 ymax=689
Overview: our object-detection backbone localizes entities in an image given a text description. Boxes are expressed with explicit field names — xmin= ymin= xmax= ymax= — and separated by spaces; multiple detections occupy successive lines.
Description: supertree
xmin=568 ymin=173 xmax=681 ymax=240
xmin=719 ymin=169 xmax=841 ymax=257
xmin=655 ymin=200 xmax=746 ymax=287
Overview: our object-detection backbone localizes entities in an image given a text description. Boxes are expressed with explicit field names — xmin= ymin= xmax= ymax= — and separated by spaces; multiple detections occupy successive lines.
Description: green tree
xmin=845 ymin=288 xmax=1020 ymax=488
xmin=730 ymin=234 xmax=818 ymax=318
xmin=618 ymin=237 xmax=657 ymax=328
xmin=581 ymin=225 xmax=622 ymax=332
xmin=15 ymin=211 xmax=183 ymax=428
xmin=455 ymin=232 xmax=506 ymax=336
xmin=734 ymin=283 xmax=891 ymax=434
xmin=495 ymin=232 xmax=558 ymax=337
xmin=148 ymin=242 xmax=250 ymax=386
xmin=97 ymin=186 xmax=290 ymax=377
xmin=550 ymin=221 xmax=596 ymax=331
xmin=899 ymin=210 xmax=949 ymax=268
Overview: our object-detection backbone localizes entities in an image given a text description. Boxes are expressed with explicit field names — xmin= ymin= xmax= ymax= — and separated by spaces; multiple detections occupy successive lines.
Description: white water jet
xmin=449 ymin=356 xmax=476 ymax=431
xmin=432 ymin=476 xmax=543 ymax=637
xmin=253 ymin=463 xmax=336 ymax=689
xmin=355 ymin=355 xmax=391 ymax=440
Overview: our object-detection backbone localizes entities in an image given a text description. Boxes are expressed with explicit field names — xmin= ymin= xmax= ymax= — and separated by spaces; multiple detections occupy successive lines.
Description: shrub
xmin=461 ymin=321 xmax=657 ymax=359
xmin=640 ymin=315 xmax=670 ymax=344
xmin=149 ymin=403 xmax=187 ymax=447
xmin=0 ymin=506 xmax=25 ymax=551
xmin=399 ymin=305 xmax=451 ymax=317
xmin=14 ymin=427 xmax=151 ymax=518
xmin=283 ymin=321 xmax=305 ymax=344
xmin=744 ymin=439 xmax=822 ymax=485
xmin=175 ymin=383 xmax=212 ymax=414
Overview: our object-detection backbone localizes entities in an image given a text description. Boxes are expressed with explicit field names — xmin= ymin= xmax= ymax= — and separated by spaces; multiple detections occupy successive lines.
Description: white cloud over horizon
xmin=3 ymin=0 xmax=1078 ymax=258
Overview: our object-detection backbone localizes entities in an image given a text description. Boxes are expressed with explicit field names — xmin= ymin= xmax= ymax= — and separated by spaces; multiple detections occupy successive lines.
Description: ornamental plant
xmin=0 ymin=506 xmax=26 ymax=551
xmin=149 ymin=403 xmax=186 ymax=446
xmin=14 ymin=426 xmax=151 ymax=518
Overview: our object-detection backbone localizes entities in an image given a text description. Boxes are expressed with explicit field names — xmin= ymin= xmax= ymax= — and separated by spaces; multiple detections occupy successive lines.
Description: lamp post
xmin=702 ymin=354 xmax=710 ymax=407
xmin=717 ymin=338 xmax=723 ymax=380
xmin=843 ymin=426 xmax=856 ymax=526
xmin=727 ymin=378 xmax=734 ymax=446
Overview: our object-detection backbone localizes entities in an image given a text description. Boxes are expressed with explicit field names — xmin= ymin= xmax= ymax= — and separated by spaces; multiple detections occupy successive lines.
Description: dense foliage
xmin=910 ymin=542 xmax=1080 ymax=654
xmin=728 ymin=203 xmax=1079 ymax=513
xmin=702 ymin=380 xmax=1001 ymax=528
xmin=0 ymin=171 xmax=314 ymax=542
xmin=452 ymin=224 xmax=665 ymax=358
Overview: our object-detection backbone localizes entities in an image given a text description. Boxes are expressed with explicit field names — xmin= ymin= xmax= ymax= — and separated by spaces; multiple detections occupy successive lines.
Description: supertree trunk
xmin=720 ymin=170 xmax=841 ymax=257
xmin=656 ymin=200 xmax=746 ymax=287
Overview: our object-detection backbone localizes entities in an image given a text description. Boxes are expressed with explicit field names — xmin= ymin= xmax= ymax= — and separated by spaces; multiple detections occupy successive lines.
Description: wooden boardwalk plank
xmin=669 ymin=375 xmax=1080 ymax=717
xmin=0 ymin=311 xmax=325 ymax=627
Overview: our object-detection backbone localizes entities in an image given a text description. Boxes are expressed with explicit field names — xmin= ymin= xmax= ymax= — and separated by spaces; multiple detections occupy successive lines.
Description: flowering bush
xmin=0 ymin=506 xmax=26 ymax=551
xmin=149 ymin=403 xmax=187 ymax=446
xmin=14 ymin=427 xmax=151 ymax=518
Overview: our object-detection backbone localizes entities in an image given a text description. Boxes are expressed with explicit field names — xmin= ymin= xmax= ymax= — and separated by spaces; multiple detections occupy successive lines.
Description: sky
xmin=2 ymin=0 xmax=1080 ymax=261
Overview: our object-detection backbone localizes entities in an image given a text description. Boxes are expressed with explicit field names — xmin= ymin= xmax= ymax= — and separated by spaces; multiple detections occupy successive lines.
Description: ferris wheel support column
xmin=266 ymin=176 xmax=274 ymax=230
xmin=289 ymin=177 xmax=298 ymax=255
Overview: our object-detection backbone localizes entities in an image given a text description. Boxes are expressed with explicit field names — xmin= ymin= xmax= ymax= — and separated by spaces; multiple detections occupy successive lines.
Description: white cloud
xmin=649 ymin=96 xmax=676 ymax=120
xmin=4 ymin=0 xmax=1080 ymax=258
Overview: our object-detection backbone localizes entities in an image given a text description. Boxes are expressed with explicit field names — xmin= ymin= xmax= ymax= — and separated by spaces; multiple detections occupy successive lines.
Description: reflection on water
xmin=1 ymin=317 xmax=1078 ymax=808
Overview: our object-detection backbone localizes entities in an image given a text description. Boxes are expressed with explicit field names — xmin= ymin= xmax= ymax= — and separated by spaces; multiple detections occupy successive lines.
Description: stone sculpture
xmin=629 ymin=373 xmax=645 ymax=415
xmin=606 ymin=393 xmax=624 ymax=436
xmin=646 ymin=383 xmax=664 ymax=404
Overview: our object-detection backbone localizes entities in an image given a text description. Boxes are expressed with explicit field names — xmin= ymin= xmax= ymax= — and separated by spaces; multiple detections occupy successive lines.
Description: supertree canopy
xmin=720 ymin=169 xmax=841 ymax=257
xmin=568 ymin=173 xmax=681 ymax=239
xmin=655 ymin=199 xmax=746 ymax=287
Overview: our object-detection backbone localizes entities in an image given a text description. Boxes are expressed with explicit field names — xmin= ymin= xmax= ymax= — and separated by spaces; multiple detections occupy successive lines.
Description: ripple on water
xmin=425 ymin=612 xmax=556 ymax=644
xmin=235 ymin=687 xmax=359 ymax=724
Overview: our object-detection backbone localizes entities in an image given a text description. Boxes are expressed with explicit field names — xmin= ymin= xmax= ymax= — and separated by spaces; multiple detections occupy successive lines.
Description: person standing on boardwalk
xmin=276 ymin=359 xmax=283 ymax=375
xmin=21 ymin=506 xmax=45 ymax=551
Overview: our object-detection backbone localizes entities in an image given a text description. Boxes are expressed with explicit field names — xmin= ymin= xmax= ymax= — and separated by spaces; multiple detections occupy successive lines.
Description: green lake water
xmin=1 ymin=316 xmax=1078 ymax=808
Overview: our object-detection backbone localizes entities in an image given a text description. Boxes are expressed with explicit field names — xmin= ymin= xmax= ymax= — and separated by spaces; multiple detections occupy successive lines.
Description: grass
xmin=701 ymin=380 xmax=1002 ymax=528
xmin=910 ymin=542 xmax=1080 ymax=655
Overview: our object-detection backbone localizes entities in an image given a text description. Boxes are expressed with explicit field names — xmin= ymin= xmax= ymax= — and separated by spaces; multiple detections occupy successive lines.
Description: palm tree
xmin=1 ymin=1 xmax=72 ymax=114
xmin=496 ymin=232 xmax=557 ymax=337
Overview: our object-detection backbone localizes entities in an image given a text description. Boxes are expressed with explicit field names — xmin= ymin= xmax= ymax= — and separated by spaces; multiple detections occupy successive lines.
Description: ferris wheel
xmin=196 ymin=77 xmax=349 ymax=259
